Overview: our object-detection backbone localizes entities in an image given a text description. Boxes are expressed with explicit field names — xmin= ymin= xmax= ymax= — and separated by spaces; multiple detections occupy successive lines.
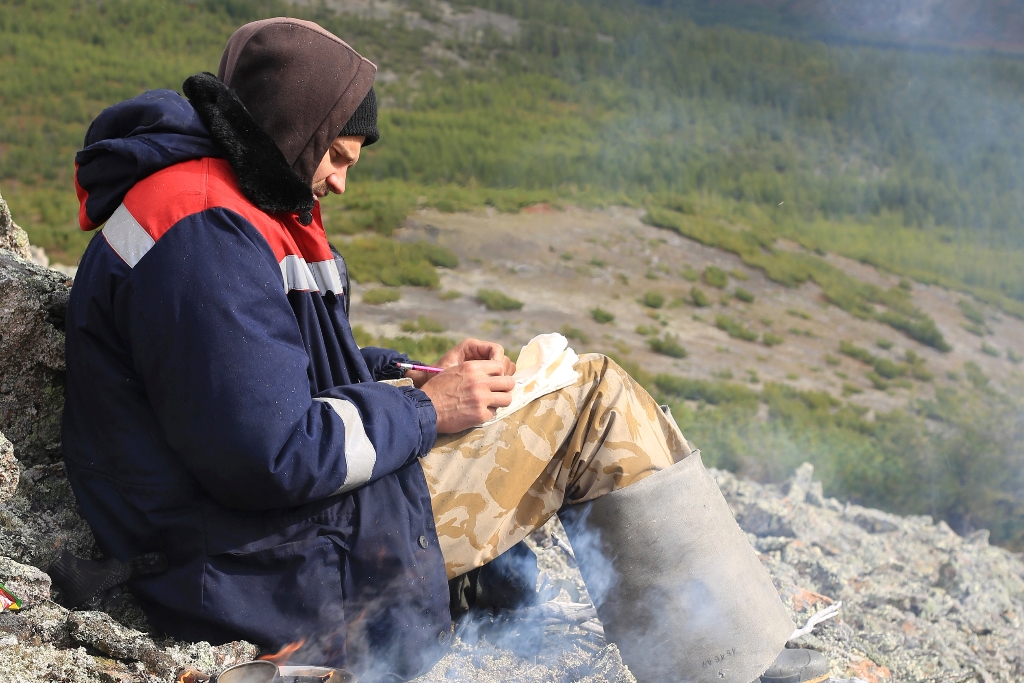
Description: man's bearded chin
xmin=311 ymin=179 xmax=328 ymax=197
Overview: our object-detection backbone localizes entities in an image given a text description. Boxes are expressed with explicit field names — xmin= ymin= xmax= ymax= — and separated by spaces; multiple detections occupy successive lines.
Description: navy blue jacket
xmin=62 ymin=89 xmax=451 ymax=679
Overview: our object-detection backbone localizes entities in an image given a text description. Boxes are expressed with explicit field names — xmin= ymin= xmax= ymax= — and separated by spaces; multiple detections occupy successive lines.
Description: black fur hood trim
xmin=183 ymin=72 xmax=315 ymax=224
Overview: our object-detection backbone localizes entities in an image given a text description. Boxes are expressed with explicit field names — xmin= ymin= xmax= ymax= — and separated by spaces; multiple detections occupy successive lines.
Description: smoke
xmin=259 ymin=515 xmax=626 ymax=683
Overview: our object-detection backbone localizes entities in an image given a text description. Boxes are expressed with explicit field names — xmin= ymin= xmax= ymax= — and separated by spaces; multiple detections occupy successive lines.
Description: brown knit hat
xmin=217 ymin=18 xmax=377 ymax=185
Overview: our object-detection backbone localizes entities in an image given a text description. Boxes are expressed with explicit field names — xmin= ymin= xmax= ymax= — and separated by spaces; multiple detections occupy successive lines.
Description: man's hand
xmin=437 ymin=339 xmax=515 ymax=375
xmin=406 ymin=338 xmax=515 ymax=388
xmin=419 ymin=360 xmax=515 ymax=434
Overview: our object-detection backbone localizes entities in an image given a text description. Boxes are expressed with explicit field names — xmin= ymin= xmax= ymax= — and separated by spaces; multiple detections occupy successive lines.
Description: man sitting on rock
xmin=63 ymin=18 xmax=814 ymax=683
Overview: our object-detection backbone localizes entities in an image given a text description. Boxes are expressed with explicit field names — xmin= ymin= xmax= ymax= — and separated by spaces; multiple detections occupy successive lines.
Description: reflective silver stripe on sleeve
xmin=280 ymin=254 xmax=319 ymax=293
xmin=307 ymin=259 xmax=344 ymax=295
xmin=102 ymin=204 xmax=155 ymax=268
xmin=314 ymin=397 xmax=377 ymax=493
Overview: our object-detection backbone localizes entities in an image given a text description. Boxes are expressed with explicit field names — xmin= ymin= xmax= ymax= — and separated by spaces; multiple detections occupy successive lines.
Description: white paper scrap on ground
xmin=481 ymin=332 xmax=579 ymax=427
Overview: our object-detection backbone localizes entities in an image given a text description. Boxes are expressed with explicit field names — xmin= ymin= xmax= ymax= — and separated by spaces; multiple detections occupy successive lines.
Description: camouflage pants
xmin=420 ymin=354 xmax=693 ymax=579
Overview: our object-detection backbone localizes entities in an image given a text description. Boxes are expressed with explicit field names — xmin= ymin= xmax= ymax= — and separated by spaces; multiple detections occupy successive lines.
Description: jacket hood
xmin=74 ymin=79 xmax=316 ymax=231
xmin=216 ymin=18 xmax=377 ymax=186
xmin=74 ymin=89 xmax=217 ymax=230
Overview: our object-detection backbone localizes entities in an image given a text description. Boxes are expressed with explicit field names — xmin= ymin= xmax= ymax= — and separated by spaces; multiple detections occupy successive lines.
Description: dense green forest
xmin=2 ymin=0 xmax=1023 ymax=546
xmin=3 ymin=0 xmax=1024 ymax=301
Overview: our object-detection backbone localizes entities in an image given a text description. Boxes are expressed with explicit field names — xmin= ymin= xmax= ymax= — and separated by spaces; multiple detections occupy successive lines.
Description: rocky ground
xmin=3 ymin=420 xmax=1023 ymax=682
xmin=2 ymin=191 xmax=1023 ymax=682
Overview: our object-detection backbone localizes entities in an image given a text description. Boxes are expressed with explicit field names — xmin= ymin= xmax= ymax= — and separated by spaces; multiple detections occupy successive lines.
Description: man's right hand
xmin=419 ymin=360 xmax=515 ymax=434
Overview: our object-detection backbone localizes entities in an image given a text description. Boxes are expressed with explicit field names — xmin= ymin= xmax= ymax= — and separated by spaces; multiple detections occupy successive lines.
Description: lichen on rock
xmin=0 ymin=190 xmax=32 ymax=261
xmin=0 ymin=248 xmax=71 ymax=469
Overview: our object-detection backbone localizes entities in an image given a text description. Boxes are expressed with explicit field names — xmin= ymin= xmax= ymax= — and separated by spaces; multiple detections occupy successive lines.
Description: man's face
xmin=311 ymin=135 xmax=365 ymax=198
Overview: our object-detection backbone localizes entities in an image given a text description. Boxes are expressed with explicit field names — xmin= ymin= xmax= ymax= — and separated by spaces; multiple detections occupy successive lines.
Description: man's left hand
xmin=406 ymin=338 xmax=515 ymax=387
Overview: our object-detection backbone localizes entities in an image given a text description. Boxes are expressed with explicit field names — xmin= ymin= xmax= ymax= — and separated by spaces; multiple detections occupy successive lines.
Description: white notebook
xmin=481 ymin=332 xmax=580 ymax=426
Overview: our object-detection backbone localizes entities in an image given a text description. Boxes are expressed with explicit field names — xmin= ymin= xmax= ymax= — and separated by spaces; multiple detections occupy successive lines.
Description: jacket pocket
xmin=202 ymin=536 xmax=348 ymax=653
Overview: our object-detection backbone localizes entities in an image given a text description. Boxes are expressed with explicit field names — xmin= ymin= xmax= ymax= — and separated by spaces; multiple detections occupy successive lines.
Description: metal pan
xmin=215 ymin=661 xmax=356 ymax=683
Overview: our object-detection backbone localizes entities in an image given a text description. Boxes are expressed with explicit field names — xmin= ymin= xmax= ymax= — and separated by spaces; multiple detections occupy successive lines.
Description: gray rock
xmin=844 ymin=506 xmax=901 ymax=534
xmin=0 ymin=248 xmax=71 ymax=468
xmin=0 ymin=430 xmax=18 ymax=505
xmin=0 ymin=190 xmax=32 ymax=261
xmin=68 ymin=611 xmax=177 ymax=677
xmin=0 ymin=555 xmax=52 ymax=609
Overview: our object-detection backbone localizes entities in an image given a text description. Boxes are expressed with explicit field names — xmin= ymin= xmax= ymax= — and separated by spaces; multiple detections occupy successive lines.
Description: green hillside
xmin=2 ymin=0 xmax=1023 ymax=546
xmin=2 ymin=0 xmax=1024 ymax=297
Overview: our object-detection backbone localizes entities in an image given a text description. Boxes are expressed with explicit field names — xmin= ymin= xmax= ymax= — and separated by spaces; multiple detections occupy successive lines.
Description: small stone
xmin=846 ymin=507 xmax=900 ymax=534
xmin=783 ymin=462 xmax=815 ymax=503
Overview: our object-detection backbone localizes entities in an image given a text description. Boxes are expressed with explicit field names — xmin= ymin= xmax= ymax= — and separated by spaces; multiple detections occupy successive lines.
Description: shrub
xmin=561 ymin=325 xmax=588 ymax=343
xmin=964 ymin=361 xmax=989 ymax=390
xmin=378 ymin=335 xmax=454 ymax=364
xmin=477 ymin=289 xmax=523 ymax=311
xmin=910 ymin=364 xmax=934 ymax=382
xmin=824 ymin=354 xmax=841 ymax=366
xmin=786 ymin=309 xmax=812 ymax=320
xmin=640 ymin=291 xmax=665 ymax=309
xmin=839 ymin=340 xmax=875 ymax=365
xmin=654 ymin=375 xmax=758 ymax=407
xmin=439 ymin=290 xmax=462 ymax=300
xmin=876 ymin=339 xmax=894 ymax=350
xmin=734 ymin=287 xmax=755 ymax=303
xmin=981 ymin=342 xmax=1001 ymax=357
xmin=866 ymin=372 xmax=889 ymax=390
xmin=636 ymin=324 xmax=658 ymax=336
xmin=591 ymin=307 xmax=615 ymax=324
xmin=1009 ymin=349 xmax=1022 ymax=364
xmin=420 ymin=243 xmax=460 ymax=268
xmin=680 ymin=265 xmax=699 ymax=282
xmin=958 ymin=299 xmax=986 ymax=325
xmin=342 ymin=236 xmax=458 ymax=289
xmin=962 ymin=322 xmax=988 ymax=337
xmin=363 ymin=288 xmax=401 ymax=305
xmin=842 ymin=383 xmax=863 ymax=396
xmin=716 ymin=315 xmax=758 ymax=342
xmin=649 ymin=334 xmax=688 ymax=358
xmin=352 ymin=325 xmax=454 ymax=365
xmin=903 ymin=350 xmax=933 ymax=381
xmin=401 ymin=315 xmax=446 ymax=333
xmin=872 ymin=358 xmax=906 ymax=380
xmin=875 ymin=310 xmax=951 ymax=352
xmin=730 ymin=269 xmax=749 ymax=281
xmin=763 ymin=332 xmax=784 ymax=347
xmin=691 ymin=287 xmax=711 ymax=307
xmin=703 ymin=266 xmax=728 ymax=289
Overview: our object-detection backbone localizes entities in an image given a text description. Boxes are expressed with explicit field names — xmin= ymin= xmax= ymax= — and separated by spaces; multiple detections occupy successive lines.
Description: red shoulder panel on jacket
xmin=121 ymin=158 xmax=331 ymax=263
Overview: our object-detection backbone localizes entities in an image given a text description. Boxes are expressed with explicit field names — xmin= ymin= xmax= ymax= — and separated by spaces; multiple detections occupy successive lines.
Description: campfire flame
xmin=258 ymin=639 xmax=306 ymax=665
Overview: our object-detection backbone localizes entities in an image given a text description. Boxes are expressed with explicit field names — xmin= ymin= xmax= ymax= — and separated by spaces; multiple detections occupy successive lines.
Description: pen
xmin=394 ymin=362 xmax=445 ymax=374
